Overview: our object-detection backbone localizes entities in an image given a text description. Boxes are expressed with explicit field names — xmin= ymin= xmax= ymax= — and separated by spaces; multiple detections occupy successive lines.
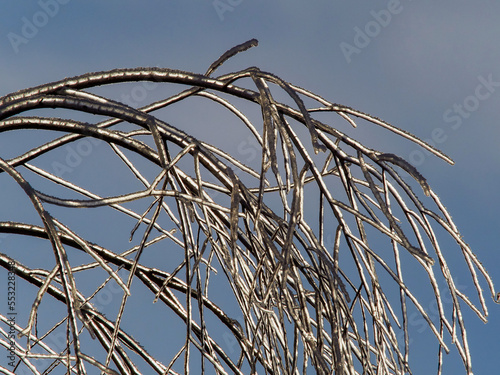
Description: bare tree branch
xmin=0 ymin=39 xmax=497 ymax=375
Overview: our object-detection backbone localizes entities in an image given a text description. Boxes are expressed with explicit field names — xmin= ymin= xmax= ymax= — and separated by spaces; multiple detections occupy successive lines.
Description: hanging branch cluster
xmin=0 ymin=40 xmax=497 ymax=375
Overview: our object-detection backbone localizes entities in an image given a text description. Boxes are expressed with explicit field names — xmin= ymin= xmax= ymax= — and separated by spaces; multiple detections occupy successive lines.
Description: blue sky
xmin=0 ymin=1 xmax=499 ymax=374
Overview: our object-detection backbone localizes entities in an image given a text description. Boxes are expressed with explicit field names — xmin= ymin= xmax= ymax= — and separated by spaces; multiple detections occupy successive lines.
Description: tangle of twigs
xmin=0 ymin=39 xmax=497 ymax=375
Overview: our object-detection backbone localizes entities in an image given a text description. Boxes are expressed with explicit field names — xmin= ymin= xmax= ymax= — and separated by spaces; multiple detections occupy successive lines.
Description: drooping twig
xmin=0 ymin=39 xmax=496 ymax=375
